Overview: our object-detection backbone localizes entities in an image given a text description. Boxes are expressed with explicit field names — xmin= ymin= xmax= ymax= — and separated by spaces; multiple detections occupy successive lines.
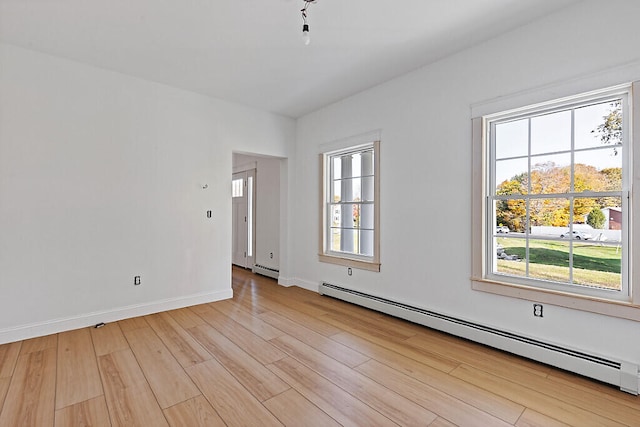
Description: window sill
xmin=472 ymin=277 xmax=640 ymax=322
xmin=319 ymin=254 xmax=380 ymax=272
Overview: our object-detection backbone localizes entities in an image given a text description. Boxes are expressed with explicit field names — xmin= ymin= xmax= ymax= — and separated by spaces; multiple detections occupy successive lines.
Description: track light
xmin=301 ymin=0 xmax=317 ymax=46
xmin=302 ymin=24 xmax=311 ymax=45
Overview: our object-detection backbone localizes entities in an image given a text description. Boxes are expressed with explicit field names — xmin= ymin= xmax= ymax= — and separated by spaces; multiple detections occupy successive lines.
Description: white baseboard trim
xmin=277 ymin=276 xmax=319 ymax=292
xmin=293 ymin=277 xmax=320 ymax=292
xmin=277 ymin=276 xmax=295 ymax=287
xmin=0 ymin=289 xmax=232 ymax=345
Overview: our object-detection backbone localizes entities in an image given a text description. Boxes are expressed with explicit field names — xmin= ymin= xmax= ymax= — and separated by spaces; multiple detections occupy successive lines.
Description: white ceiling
xmin=0 ymin=0 xmax=580 ymax=118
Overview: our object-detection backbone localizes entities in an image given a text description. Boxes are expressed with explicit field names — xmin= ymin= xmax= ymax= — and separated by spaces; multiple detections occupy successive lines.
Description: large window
xmin=472 ymin=83 xmax=640 ymax=319
xmin=320 ymin=141 xmax=380 ymax=272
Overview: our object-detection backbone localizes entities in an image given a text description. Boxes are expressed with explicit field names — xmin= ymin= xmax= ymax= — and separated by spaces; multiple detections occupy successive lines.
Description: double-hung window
xmin=473 ymin=83 xmax=640 ymax=318
xmin=320 ymin=141 xmax=380 ymax=272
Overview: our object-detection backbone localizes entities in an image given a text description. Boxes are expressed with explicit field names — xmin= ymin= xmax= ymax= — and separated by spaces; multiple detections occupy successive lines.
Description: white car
xmin=496 ymin=226 xmax=510 ymax=234
xmin=560 ymin=230 xmax=593 ymax=240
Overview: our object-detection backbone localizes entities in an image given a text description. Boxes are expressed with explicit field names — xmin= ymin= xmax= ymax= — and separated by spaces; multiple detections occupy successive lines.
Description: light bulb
xmin=302 ymin=24 xmax=311 ymax=45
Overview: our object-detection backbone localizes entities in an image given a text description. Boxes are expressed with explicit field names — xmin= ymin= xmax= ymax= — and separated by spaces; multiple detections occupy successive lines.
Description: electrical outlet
xmin=134 ymin=276 xmax=141 ymax=286
xmin=533 ymin=304 xmax=543 ymax=317
xmin=347 ymin=267 xmax=352 ymax=276
xmin=270 ymin=252 xmax=273 ymax=259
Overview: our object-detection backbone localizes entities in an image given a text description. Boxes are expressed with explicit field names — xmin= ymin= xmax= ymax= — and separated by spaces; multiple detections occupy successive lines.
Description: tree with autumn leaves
xmin=496 ymin=102 xmax=622 ymax=232
xmin=496 ymin=163 xmax=621 ymax=232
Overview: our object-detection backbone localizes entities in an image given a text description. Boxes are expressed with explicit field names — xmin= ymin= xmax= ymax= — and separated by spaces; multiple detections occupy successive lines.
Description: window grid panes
xmin=488 ymin=92 xmax=628 ymax=298
xmin=327 ymin=147 xmax=375 ymax=258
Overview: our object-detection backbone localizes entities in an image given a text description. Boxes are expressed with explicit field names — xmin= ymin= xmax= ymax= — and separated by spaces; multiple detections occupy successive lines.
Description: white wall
xmin=233 ymin=153 xmax=282 ymax=271
xmin=292 ymin=0 xmax=640 ymax=364
xmin=0 ymin=43 xmax=294 ymax=343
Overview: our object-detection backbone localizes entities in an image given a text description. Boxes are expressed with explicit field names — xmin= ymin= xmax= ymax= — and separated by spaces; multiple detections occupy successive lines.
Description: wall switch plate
xmin=134 ymin=276 xmax=141 ymax=286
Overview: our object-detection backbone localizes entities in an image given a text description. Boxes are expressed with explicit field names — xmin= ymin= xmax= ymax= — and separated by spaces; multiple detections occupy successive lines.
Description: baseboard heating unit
xmin=319 ymin=282 xmax=640 ymax=395
xmin=253 ymin=264 xmax=279 ymax=280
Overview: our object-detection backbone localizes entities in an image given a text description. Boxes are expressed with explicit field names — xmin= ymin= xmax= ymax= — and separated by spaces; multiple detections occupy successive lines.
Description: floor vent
xmin=253 ymin=264 xmax=279 ymax=280
xmin=319 ymin=282 xmax=639 ymax=394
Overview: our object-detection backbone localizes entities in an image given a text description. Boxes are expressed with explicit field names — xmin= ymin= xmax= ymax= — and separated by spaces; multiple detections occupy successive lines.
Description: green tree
xmin=592 ymin=100 xmax=622 ymax=155
xmin=587 ymin=207 xmax=606 ymax=229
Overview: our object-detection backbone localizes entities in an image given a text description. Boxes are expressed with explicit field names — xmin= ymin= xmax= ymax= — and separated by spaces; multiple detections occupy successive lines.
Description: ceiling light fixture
xmin=301 ymin=0 xmax=317 ymax=46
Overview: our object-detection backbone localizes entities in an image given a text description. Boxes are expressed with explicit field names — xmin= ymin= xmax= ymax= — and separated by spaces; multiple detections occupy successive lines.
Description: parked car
xmin=496 ymin=226 xmax=510 ymax=234
xmin=560 ymin=230 xmax=593 ymax=240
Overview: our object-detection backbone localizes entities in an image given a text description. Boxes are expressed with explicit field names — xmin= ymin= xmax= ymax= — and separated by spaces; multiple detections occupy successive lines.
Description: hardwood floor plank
xmin=516 ymin=408 xmax=572 ymax=427
xmin=547 ymin=369 xmax=640 ymax=410
xmin=429 ymin=417 xmax=458 ymax=427
xmin=332 ymin=331 xmax=524 ymax=423
xmin=263 ymin=388 xmax=342 ymax=427
xmin=19 ymin=334 xmax=57 ymax=355
xmin=167 ymin=307 xmax=207 ymax=329
xmin=496 ymin=358 xmax=640 ymax=426
xmin=451 ymin=364 xmax=626 ymax=427
xmin=97 ymin=349 xmax=148 ymax=395
xmin=230 ymin=278 xmax=270 ymax=316
xmin=320 ymin=314 xmax=459 ymax=373
xmin=185 ymin=359 xmax=283 ymax=426
xmin=111 ymin=389 xmax=170 ymax=427
xmin=164 ymin=395 xmax=226 ymax=427
xmin=270 ymin=334 xmax=438 ymax=426
xmin=319 ymin=309 xmax=418 ymax=342
xmin=252 ymin=291 xmax=330 ymax=318
xmin=0 ymin=342 xmax=21 ymax=378
xmin=0 ymin=377 xmax=10 ymax=413
xmin=190 ymin=304 xmax=286 ymax=365
xmin=267 ymin=357 xmax=396 ymax=427
xmin=90 ymin=322 xmax=129 ymax=356
xmin=54 ymin=396 xmax=110 ymax=427
xmin=123 ymin=327 xmax=200 ymax=409
xmin=356 ymin=359 xmax=513 ymax=426
xmin=97 ymin=349 xmax=168 ymax=427
xmin=0 ymin=348 xmax=56 ymax=427
xmin=188 ymin=323 xmax=289 ymax=402
xmin=259 ymin=311 xmax=370 ymax=368
xmin=118 ymin=316 xmax=149 ymax=332
xmin=406 ymin=333 xmax=551 ymax=383
xmin=56 ymin=328 xmax=104 ymax=409
xmin=207 ymin=299 xmax=285 ymax=340
xmin=145 ymin=312 xmax=212 ymax=368
xmin=245 ymin=295 xmax=344 ymax=337
xmin=307 ymin=296 xmax=425 ymax=338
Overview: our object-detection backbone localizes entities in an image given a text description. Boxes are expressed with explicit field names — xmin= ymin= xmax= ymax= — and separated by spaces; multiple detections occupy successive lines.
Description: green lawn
xmin=497 ymin=238 xmax=621 ymax=290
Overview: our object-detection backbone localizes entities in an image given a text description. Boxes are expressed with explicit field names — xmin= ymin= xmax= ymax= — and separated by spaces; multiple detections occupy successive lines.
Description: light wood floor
xmin=1 ymin=267 xmax=639 ymax=426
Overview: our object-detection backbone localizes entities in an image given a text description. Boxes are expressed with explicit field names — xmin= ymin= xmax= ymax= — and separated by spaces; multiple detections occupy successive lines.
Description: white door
xmin=232 ymin=170 xmax=255 ymax=268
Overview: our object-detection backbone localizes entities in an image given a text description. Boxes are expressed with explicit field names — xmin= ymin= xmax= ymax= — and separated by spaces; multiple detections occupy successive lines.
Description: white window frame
xmin=472 ymin=82 xmax=640 ymax=321
xmin=319 ymin=140 xmax=380 ymax=272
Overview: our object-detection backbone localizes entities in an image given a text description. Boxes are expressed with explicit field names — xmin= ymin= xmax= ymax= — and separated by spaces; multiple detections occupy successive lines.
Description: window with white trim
xmin=473 ymin=84 xmax=638 ymax=311
xmin=320 ymin=141 xmax=380 ymax=272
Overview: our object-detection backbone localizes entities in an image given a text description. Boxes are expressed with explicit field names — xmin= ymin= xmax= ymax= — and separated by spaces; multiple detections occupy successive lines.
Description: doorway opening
xmin=232 ymin=153 xmax=284 ymax=280
xmin=232 ymin=169 xmax=255 ymax=269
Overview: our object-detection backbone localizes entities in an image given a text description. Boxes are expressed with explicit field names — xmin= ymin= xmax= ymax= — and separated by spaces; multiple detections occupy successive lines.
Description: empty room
xmin=1 ymin=1 xmax=639 ymax=426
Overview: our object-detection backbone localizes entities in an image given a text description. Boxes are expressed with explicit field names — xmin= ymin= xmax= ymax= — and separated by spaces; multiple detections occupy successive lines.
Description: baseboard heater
xmin=319 ymin=282 xmax=639 ymax=395
xmin=253 ymin=264 xmax=279 ymax=280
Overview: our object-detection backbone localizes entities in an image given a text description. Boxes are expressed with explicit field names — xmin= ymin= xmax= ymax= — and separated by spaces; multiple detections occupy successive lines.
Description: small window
xmin=320 ymin=141 xmax=380 ymax=271
xmin=475 ymin=84 xmax=635 ymax=306
xmin=231 ymin=178 xmax=243 ymax=198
